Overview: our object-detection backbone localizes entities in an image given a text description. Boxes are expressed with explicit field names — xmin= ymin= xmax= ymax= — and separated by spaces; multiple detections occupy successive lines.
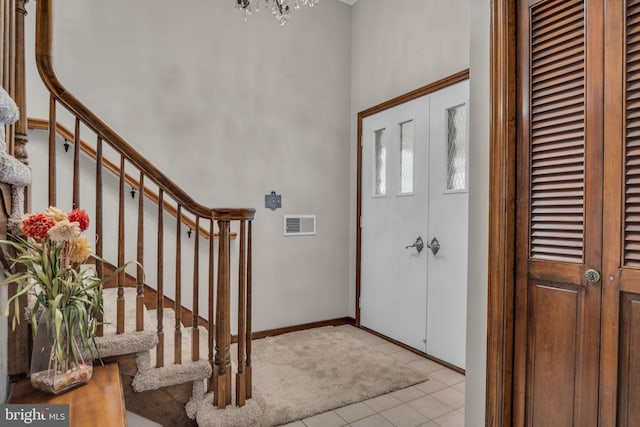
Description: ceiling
xmin=338 ymin=0 xmax=358 ymax=5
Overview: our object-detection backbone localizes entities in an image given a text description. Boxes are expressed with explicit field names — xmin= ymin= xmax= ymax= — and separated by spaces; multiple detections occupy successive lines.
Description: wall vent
xmin=284 ymin=215 xmax=316 ymax=236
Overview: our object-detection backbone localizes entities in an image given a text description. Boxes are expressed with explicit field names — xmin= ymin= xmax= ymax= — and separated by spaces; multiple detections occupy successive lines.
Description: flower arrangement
xmin=0 ymin=206 xmax=119 ymax=393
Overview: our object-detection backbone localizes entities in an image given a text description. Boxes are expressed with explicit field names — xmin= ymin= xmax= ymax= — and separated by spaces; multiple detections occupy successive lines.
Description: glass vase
xmin=30 ymin=310 xmax=93 ymax=394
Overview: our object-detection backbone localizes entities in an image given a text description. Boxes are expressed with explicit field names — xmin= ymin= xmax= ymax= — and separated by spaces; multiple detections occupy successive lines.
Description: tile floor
xmin=128 ymin=324 xmax=465 ymax=427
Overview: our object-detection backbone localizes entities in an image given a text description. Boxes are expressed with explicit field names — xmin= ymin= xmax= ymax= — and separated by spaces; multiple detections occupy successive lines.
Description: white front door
xmin=425 ymin=81 xmax=469 ymax=369
xmin=360 ymin=81 xmax=469 ymax=369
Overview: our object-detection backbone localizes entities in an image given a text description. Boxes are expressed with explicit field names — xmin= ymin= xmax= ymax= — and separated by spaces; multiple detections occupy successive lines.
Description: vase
xmin=30 ymin=310 xmax=93 ymax=394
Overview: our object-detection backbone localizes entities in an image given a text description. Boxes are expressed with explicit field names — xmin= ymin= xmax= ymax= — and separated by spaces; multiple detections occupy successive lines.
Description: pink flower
xmin=21 ymin=214 xmax=56 ymax=240
xmin=68 ymin=209 xmax=90 ymax=232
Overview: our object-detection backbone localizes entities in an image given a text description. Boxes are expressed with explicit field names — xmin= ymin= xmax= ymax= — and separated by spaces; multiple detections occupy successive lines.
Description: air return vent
xmin=284 ymin=215 xmax=316 ymax=236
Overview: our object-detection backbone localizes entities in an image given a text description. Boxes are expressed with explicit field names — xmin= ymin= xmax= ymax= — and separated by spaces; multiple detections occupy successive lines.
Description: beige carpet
xmin=195 ymin=326 xmax=430 ymax=427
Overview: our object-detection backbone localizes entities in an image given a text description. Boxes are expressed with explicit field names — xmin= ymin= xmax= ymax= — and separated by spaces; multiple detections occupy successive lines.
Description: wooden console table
xmin=9 ymin=363 xmax=127 ymax=427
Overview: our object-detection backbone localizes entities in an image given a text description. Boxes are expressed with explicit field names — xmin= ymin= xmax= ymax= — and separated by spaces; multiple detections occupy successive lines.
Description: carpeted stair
xmin=99 ymin=288 xmax=212 ymax=420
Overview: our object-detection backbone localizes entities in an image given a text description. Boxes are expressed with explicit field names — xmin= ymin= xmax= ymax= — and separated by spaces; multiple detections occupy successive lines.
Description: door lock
xmin=405 ymin=236 xmax=424 ymax=253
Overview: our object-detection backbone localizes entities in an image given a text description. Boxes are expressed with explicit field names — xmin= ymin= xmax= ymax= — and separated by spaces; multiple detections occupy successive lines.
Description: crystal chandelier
xmin=235 ymin=0 xmax=320 ymax=26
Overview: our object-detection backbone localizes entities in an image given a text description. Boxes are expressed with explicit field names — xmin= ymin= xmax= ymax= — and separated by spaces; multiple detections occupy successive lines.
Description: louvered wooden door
xmin=601 ymin=0 xmax=640 ymax=425
xmin=515 ymin=0 xmax=604 ymax=425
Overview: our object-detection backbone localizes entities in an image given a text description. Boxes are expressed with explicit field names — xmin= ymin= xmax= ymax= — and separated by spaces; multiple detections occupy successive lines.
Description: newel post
xmin=213 ymin=208 xmax=255 ymax=409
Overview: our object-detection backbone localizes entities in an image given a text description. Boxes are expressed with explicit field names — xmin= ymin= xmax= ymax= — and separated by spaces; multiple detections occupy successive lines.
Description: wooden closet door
xmin=602 ymin=0 xmax=640 ymax=425
xmin=515 ymin=0 xmax=604 ymax=425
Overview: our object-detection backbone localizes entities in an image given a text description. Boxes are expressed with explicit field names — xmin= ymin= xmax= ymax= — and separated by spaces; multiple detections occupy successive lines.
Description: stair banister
xmin=34 ymin=0 xmax=256 ymax=410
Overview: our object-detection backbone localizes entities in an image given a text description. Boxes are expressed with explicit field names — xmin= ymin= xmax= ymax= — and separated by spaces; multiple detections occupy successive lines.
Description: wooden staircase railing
xmin=34 ymin=0 xmax=255 ymax=408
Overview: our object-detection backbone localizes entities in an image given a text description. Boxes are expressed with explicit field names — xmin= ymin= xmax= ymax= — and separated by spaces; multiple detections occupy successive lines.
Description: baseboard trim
xmin=233 ymin=317 xmax=356 ymax=343
xmin=358 ymin=325 xmax=466 ymax=375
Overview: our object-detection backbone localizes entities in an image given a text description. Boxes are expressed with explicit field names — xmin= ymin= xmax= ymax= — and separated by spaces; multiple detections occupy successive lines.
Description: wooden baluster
xmin=156 ymin=189 xmax=164 ymax=368
xmin=174 ymin=205 xmax=182 ymax=364
xmin=72 ymin=117 xmax=80 ymax=209
xmin=136 ymin=173 xmax=144 ymax=332
xmin=48 ymin=95 xmax=56 ymax=206
xmin=236 ymin=220 xmax=247 ymax=407
xmin=14 ymin=0 xmax=28 ymax=165
xmin=192 ymin=216 xmax=200 ymax=362
xmin=7 ymin=0 xmax=15 ymax=154
xmin=214 ymin=219 xmax=232 ymax=408
xmin=208 ymin=218 xmax=215 ymax=393
xmin=245 ymin=219 xmax=253 ymax=399
xmin=116 ymin=156 xmax=125 ymax=334
xmin=1 ymin=0 xmax=5 ymax=87
xmin=95 ymin=137 xmax=104 ymax=337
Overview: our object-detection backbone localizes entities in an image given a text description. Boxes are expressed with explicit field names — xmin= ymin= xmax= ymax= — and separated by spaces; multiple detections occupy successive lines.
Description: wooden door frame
xmin=355 ymin=69 xmax=470 ymax=325
xmin=486 ymin=0 xmax=517 ymax=425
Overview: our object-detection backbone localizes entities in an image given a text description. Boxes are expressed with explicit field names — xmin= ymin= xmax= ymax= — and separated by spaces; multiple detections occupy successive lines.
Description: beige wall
xmin=25 ymin=0 xmax=353 ymax=331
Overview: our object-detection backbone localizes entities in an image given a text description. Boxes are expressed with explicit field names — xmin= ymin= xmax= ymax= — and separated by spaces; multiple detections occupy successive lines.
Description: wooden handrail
xmin=28 ymin=118 xmax=213 ymax=239
xmin=35 ymin=0 xmax=212 ymax=220
xmin=34 ymin=0 xmax=254 ymax=407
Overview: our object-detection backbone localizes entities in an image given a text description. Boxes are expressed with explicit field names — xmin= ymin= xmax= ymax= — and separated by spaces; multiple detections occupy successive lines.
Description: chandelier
xmin=235 ymin=0 xmax=320 ymax=25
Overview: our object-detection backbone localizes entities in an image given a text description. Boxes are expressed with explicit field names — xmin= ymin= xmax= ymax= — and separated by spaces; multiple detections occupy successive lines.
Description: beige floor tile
xmin=415 ymin=378 xmax=448 ymax=394
xmin=281 ymin=422 xmax=306 ymax=427
xmin=373 ymin=342 xmax=405 ymax=355
xmin=391 ymin=349 xmax=424 ymax=363
xmin=302 ymin=411 xmax=347 ymax=427
xmin=350 ymin=414 xmax=395 ymax=427
xmin=364 ymin=393 xmax=403 ymax=412
xmin=407 ymin=395 xmax=453 ymax=420
xmin=417 ymin=422 xmax=440 ymax=427
xmin=391 ymin=385 xmax=426 ymax=403
xmin=407 ymin=358 xmax=445 ymax=374
xmin=452 ymin=381 xmax=465 ymax=394
xmin=431 ymin=387 xmax=465 ymax=409
xmin=380 ymin=404 xmax=429 ymax=427
xmin=428 ymin=368 xmax=465 ymax=386
xmin=334 ymin=402 xmax=376 ymax=423
xmin=432 ymin=410 xmax=465 ymax=427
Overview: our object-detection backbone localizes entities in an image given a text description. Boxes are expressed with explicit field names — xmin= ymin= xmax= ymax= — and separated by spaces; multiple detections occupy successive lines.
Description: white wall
xmin=350 ymin=1 xmax=489 ymax=426
xmin=24 ymin=0 xmax=353 ymax=331
xmin=467 ymin=0 xmax=490 ymax=424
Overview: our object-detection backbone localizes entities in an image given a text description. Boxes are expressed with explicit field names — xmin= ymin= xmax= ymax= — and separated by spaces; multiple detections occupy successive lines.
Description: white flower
xmin=47 ymin=220 xmax=81 ymax=242
xmin=43 ymin=206 xmax=68 ymax=222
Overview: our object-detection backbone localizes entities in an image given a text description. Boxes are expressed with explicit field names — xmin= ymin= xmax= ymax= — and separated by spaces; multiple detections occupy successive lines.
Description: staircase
xmin=3 ymin=0 xmax=260 ymax=425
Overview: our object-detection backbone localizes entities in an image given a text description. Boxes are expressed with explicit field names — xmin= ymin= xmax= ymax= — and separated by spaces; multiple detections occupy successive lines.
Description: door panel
xmin=617 ymin=294 xmax=640 ymax=427
xmin=530 ymin=283 xmax=579 ymax=426
xmin=516 ymin=0 xmax=603 ymax=424
xmin=360 ymin=97 xmax=430 ymax=351
xmin=426 ymin=81 xmax=469 ymax=369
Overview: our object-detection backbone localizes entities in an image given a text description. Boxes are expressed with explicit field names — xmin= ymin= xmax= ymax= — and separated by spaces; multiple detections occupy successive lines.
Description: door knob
xmin=405 ymin=236 xmax=424 ymax=253
xmin=427 ymin=237 xmax=440 ymax=255
xmin=585 ymin=269 xmax=600 ymax=283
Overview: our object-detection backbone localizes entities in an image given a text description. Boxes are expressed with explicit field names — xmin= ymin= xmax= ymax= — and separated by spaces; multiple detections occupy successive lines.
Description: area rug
xmin=252 ymin=326 xmax=429 ymax=426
